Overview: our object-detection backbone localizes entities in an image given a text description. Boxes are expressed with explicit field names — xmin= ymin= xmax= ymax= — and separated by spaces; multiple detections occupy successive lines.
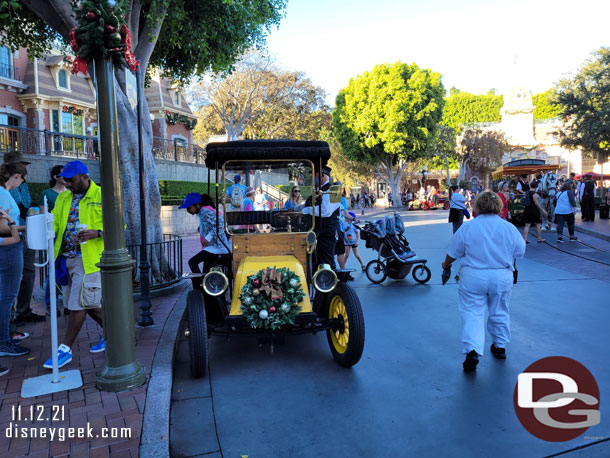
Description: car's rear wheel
xmin=187 ymin=290 xmax=208 ymax=378
xmin=326 ymin=283 xmax=365 ymax=367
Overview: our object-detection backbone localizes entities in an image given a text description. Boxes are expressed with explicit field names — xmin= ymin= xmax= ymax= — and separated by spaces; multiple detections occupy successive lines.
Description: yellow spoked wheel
xmin=326 ymin=283 xmax=365 ymax=367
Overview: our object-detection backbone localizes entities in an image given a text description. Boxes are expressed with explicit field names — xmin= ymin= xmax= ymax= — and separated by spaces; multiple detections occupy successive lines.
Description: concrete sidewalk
xmin=0 ymin=235 xmax=201 ymax=458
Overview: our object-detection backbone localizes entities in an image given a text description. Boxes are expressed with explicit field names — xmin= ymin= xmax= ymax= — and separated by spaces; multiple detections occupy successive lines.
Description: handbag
xmin=464 ymin=208 xmax=471 ymax=219
xmin=513 ymin=261 xmax=518 ymax=284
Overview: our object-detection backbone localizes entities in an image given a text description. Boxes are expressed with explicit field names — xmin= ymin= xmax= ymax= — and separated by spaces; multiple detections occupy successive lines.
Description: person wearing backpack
xmin=340 ymin=212 xmax=365 ymax=272
xmin=522 ymin=184 xmax=547 ymax=243
xmin=225 ymin=174 xmax=247 ymax=210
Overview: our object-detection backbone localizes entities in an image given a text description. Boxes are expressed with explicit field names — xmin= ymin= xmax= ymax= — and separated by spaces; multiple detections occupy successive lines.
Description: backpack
xmin=522 ymin=191 xmax=531 ymax=207
xmin=231 ymin=185 xmax=243 ymax=209
xmin=344 ymin=222 xmax=358 ymax=245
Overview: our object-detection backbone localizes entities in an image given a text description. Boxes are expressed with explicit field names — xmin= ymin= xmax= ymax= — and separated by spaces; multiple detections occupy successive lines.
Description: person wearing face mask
xmin=0 ymin=161 xmax=31 ymax=363
xmin=43 ymin=161 xmax=105 ymax=369
xmin=301 ymin=165 xmax=341 ymax=270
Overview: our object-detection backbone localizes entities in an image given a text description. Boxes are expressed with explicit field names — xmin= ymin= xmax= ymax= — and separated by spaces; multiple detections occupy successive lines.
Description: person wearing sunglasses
xmin=284 ymin=185 xmax=302 ymax=210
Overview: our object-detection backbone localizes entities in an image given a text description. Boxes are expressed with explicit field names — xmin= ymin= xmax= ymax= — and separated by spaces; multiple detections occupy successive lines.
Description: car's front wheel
xmin=326 ymin=283 xmax=365 ymax=367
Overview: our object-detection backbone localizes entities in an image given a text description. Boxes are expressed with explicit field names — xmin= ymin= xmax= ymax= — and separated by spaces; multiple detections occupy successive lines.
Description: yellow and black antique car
xmin=184 ymin=140 xmax=365 ymax=377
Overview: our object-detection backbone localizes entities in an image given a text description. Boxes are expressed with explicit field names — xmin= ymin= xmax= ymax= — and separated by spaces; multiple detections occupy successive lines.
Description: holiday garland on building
xmin=240 ymin=267 xmax=305 ymax=330
xmin=166 ymin=111 xmax=198 ymax=130
xmin=69 ymin=0 xmax=139 ymax=75
xmin=63 ymin=105 xmax=83 ymax=116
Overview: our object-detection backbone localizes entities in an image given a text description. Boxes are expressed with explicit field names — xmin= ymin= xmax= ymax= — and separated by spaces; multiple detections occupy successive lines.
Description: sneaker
xmin=10 ymin=331 xmax=29 ymax=340
xmin=463 ymin=350 xmax=479 ymax=372
xmin=90 ymin=338 xmax=105 ymax=353
xmin=557 ymin=237 xmax=565 ymax=243
xmin=43 ymin=344 xmax=72 ymax=369
xmin=490 ymin=343 xmax=506 ymax=359
xmin=0 ymin=366 xmax=8 ymax=376
xmin=0 ymin=342 xmax=30 ymax=356
xmin=17 ymin=312 xmax=46 ymax=323
xmin=569 ymin=237 xmax=578 ymax=242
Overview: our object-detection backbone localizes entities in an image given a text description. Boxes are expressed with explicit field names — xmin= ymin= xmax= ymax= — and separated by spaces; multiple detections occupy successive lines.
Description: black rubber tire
xmin=187 ymin=290 xmax=208 ymax=378
xmin=365 ymin=260 xmax=387 ymax=284
xmin=326 ymin=283 xmax=365 ymax=367
xmin=412 ymin=265 xmax=431 ymax=284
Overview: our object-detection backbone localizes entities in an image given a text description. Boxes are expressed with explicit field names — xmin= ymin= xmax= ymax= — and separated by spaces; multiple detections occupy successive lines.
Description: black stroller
xmin=358 ymin=213 xmax=431 ymax=284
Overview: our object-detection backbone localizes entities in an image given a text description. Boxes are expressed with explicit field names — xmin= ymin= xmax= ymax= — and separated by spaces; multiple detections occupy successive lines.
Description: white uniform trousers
xmin=458 ymin=266 xmax=514 ymax=356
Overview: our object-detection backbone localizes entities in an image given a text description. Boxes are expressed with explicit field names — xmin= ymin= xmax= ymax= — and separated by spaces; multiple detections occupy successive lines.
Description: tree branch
xmin=134 ymin=2 xmax=168 ymax=70
xmin=22 ymin=0 xmax=76 ymax=38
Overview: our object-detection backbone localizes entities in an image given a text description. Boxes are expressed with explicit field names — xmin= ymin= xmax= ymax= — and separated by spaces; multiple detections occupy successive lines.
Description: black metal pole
xmin=136 ymin=63 xmax=153 ymax=327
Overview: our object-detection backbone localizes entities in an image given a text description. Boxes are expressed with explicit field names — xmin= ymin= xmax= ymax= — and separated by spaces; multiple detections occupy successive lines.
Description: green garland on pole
xmin=240 ymin=267 xmax=305 ymax=330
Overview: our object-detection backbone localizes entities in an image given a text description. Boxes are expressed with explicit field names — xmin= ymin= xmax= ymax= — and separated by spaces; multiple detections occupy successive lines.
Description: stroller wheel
xmin=365 ymin=260 xmax=387 ymax=284
xmin=412 ymin=265 xmax=431 ymax=284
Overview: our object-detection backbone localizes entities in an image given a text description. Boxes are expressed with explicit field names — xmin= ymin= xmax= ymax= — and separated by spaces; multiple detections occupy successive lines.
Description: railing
xmin=37 ymin=234 xmax=183 ymax=297
xmin=1 ymin=125 xmax=204 ymax=164
xmin=152 ymin=136 xmax=205 ymax=164
xmin=0 ymin=124 xmax=98 ymax=159
xmin=127 ymin=233 xmax=183 ymax=291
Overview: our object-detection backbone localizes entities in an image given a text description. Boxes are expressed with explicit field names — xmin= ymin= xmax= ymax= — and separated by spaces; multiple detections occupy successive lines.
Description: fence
xmin=38 ymin=234 xmax=183 ymax=297
xmin=152 ymin=136 xmax=205 ymax=163
xmin=0 ymin=124 xmax=98 ymax=159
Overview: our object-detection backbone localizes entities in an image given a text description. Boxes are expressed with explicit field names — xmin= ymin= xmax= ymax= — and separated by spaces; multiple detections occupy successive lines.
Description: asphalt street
xmin=170 ymin=210 xmax=610 ymax=458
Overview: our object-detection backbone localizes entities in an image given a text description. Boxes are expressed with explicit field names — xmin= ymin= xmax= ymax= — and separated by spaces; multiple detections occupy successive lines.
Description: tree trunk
xmin=376 ymin=158 xmax=406 ymax=207
xmin=444 ymin=152 xmax=452 ymax=187
xmin=114 ymin=74 xmax=173 ymax=283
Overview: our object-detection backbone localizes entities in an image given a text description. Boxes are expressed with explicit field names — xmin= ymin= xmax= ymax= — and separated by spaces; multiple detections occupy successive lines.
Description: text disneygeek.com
xmin=5 ymin=423 xmax=132 ymax=441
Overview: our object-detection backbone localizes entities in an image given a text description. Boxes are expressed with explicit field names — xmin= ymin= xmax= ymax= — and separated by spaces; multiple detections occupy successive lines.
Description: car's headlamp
xmin=202 ymin=268 xmax=229 ymax=296
xmin=312 ymin=264 xmax=338 ymax=293
xmin=305 ymin=231 xmax=317 ymax=254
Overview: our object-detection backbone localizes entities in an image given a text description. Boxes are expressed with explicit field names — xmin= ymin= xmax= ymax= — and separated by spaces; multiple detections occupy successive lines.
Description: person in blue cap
xmin=225 ymin=174 xmax=247 ymax=210
xmin=44 ymin=160 xmax=105 ymax=369
xmin=180 ymin=193 xmax=230 ymax=300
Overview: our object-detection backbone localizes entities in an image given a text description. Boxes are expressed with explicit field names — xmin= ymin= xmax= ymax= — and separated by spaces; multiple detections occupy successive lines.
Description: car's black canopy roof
xmin=205 ymin=140 xmax=331 ymax=169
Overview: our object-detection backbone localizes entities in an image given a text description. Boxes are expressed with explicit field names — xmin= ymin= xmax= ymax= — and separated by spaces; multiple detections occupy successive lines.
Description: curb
xmin=139 ymin=286 xmax=189 ymax=458
xmin=574 ymin=225 xmax=610 ymax=242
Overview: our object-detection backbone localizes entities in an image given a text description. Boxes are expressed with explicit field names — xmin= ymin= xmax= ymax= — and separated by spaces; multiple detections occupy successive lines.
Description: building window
xmin=0 ymin=113 xmax=21 ymax=127
xmin=58 ymin=69 xmax=68 ymax=89
xmin=174 ymin=91 xmax=180 ymax=106
xmin=0 ymin=46 xmax=12 ymax=79
xmin=58 ymin=111 xmax=84 ymax=135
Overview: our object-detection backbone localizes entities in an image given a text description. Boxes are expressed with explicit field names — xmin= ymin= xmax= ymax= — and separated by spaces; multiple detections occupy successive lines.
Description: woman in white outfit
xmin=441 ymin=191 xmax=526 ymax=371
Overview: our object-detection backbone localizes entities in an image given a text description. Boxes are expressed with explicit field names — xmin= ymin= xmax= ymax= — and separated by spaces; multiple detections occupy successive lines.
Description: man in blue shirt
xmin=225 ymin=174 xmax=247 ymax=210
xmin=3 ymin=151 xmax=44 ymax=323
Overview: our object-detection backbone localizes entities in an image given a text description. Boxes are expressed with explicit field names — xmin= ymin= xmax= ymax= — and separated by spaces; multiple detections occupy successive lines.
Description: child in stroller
xmin=359 ymin=213 xmax=431 ymax=284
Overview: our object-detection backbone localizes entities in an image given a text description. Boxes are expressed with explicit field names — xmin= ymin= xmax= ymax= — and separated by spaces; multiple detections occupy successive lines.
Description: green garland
xmin=166 ymin=111 xmax=198 ymax=130
xmin=240 ymin=267 xmax=305 ymax=330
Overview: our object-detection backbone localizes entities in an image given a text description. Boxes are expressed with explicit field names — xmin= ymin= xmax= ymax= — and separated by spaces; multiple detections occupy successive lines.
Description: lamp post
xmin=420 ymin=165 xmax=430 ymax=189
xmin=94 ymin=56 xmax=146 ymax=392
xmin=136 ymin=63 xmax=153 ymax=327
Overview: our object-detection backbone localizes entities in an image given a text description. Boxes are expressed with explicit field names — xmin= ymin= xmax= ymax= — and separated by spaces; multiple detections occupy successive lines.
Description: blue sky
xmin=265 ymin=0 xmax=610 ymax=104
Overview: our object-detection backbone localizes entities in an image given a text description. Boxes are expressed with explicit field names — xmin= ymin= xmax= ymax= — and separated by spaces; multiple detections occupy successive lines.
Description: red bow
xmin=260 ymin=268 xmax=283 ymax=301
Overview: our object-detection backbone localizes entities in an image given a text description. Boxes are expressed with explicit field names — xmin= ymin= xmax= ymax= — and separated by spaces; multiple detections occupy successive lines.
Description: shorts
xmin=62 ymin=256 xmax=102 ymax=311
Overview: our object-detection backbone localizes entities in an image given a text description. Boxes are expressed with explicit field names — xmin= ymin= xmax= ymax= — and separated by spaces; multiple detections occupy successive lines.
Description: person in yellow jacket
xmin=44 ymin=161 xmax=105 ymax=369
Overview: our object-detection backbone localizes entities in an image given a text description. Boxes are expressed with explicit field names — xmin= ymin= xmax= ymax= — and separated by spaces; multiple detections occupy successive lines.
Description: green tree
xmin=333 ymin=62 xmax=445 ymax=206
xmin=425 ymin=124 xmax=457 ymax=186
xmin=457 ymin=128 xmax=508 ymax=185
xmin=1 ymin=0 xmax=286 ymax=251
xmin=555 ymin=47 xmax=610 ymax=164
xmin=532 ymin=89 xmax=562 ymax=120
xmin=441 ymin=91 xmax=503 ymax=132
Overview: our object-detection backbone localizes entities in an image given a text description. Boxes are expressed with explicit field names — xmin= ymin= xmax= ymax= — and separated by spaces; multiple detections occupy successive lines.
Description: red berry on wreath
xmin=85 ymin=11 xmax=97 ymax=21
xmin=269 ymin=306 xmax=276 ymax=313
xmin=105 ymin=25 xmax=116 ymax=33
xmin=253 ymin=279 xmax=260 ymax=287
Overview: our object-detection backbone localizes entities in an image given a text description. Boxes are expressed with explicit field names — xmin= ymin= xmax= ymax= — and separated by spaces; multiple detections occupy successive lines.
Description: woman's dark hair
xmin=0 ymin=162 xmax=27 ymax=187
xmin=451 ymin=185 xmax=459 ymax=192
xmin=49 ymin=164 xmax=64 ymax=187
xmin=200 ymin=193 xmax=216 ymax=209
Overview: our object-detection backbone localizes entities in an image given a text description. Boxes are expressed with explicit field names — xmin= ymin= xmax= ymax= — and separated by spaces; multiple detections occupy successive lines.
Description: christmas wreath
xmin=240 ymin=267 xmax=305 ymax=330
xmin=69 ymin=0 xmax=139 ymax=75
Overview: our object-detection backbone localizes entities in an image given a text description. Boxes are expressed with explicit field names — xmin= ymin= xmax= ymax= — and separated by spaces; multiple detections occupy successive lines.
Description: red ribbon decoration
xmin=121 ymin=24 xmax=139 ymax=71
xmin=260 ymin=268 xmax=283 ymax=301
